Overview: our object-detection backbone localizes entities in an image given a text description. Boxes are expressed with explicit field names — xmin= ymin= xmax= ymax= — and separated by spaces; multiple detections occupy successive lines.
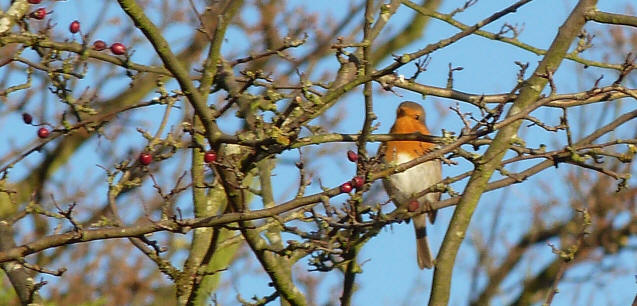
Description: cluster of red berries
xmin=93 ymin=40 xmax=126 ymax=55
xmin=27 ymin=6 xmax=127 ymax=56
xmin=23 ymin=112 xmax=51 ymax=139
xmin=24 ymin=111 xmax=215 ymax=166
xmin=339 ymin=176 xmax=365 ymax=193
xmin=338 ymin=150 xmax=365 ymax=193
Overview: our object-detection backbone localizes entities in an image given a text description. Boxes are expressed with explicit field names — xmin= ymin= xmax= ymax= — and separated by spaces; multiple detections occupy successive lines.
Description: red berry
xmin=28 ymin=0 xmax=42 ymax=4
xmin=339 ymin=181 xmax=353 ymax=193
xmin=30 ymin=8 xmax=46 ymax=20
xmin=22 ymin=113 xmax=33 ymax=124
xmin=204 ymin=151 xmax=217 ymax=163
xmin=37 ymin=127 xmax=50 ymax=138
xmin=351 ymin=176 xmax=365 ymax=189
xmin=110 ymin=43 xmax=126 ymax=55
xmin=347 ymin=150 xmax=358 ymax=162
xmin=407 ymin=200 xmax=419 ymax=212
xmin=69 ymin=20 xmax=80 ymax=33
xmin=139 ymin=153 xmax=152 ymax=165
xmin=93 ymin=40 xmax=107 ymax=51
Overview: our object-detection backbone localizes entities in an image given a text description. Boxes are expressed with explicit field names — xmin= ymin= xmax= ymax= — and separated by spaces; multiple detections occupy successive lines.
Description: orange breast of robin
xmin=384 ymin=117 xmax=435 ymax=162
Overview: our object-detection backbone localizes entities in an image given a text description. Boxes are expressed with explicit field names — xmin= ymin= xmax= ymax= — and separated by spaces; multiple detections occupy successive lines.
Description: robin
xmin=381 ymin=101 xmax=441 ymax=269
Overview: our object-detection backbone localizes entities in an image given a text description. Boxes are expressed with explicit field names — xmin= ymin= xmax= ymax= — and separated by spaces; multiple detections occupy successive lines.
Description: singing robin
xmin=381 ymin=101 xmax=441 ymax=269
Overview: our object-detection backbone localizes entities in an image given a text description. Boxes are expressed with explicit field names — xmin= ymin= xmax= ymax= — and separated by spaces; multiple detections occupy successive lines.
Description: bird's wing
xmin=427 ymin=160 xmax=443 ymax=224
xmin=382 ymin=176 xmax=402 ymax=207
xmin=434 ymin=160 xmax=442 ymax=202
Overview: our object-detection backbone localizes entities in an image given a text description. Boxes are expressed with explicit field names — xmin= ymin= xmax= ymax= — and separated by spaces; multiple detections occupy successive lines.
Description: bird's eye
xmin=414 ymin=115 xmax=420 ymax=120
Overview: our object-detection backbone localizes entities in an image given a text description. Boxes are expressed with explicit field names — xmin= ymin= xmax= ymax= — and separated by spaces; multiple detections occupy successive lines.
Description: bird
xmin=381 ymin=101 xmax=442 ymax=269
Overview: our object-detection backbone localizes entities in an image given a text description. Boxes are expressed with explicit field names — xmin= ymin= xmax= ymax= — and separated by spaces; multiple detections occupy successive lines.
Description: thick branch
xmin=116 ymin=0 xmax=225 ymax=145
xmin=586 ymin=10 xmax=637 ymax=27
xmin=430 ymin=1 xmax=598 ymax=304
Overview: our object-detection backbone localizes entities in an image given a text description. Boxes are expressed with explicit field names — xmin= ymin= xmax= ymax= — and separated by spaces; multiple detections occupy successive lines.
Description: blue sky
xmin=1 ymin=0 xmax=636 ymax=305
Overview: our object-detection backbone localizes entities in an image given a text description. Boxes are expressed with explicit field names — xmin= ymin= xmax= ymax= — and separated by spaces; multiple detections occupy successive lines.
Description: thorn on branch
xmin=561 ymin=109 xmax=573 ymax=147
xmin=514 ymin=61 xmax=529 ymax=84
xmin=199 ymin=267 xmax=228 ymax=277
xmin=31 ymin=278 xmax=48 ymax=298
xmin=176 ymin=207 xmax=184 ymax=222
xmin=138 ymin=235 xmax=166 ymax=255
xmin=446 ymin=63 xmax=464 ymax=89
xmin=187 ymin=0 xmax=213 ymax=40
xmin=525 ymin=115 xmax=564 ymax=132
xmin=449 ymin=103 xmax=472 ymax=135
xmin=295 ymin=149 xmax=312 ymax=198
xmin=537 ymin=68 xmax=557 ymax=96
xmin=495 ymin=22 xmax=524 ymax=39
xmin=593 ymin=75 xmax=604 ymax=89
xmin=615 ymin=177 xmax=628 ymax=192
xmin=574 ymin=29 xmax=595 ymax=54
xmin=50 ymin=195 xmax=82 ymax=232
xmin=149 ymin=173 xmax=165 ymax=199
xmin=237 ymin=289 xmax=279 ymax=306
xmin=410 ymin=55 xmax=431 ymax=81
xmin=449 ymin=0 xmax=478 ymax=17
xmin=613 ymin=52 xmax=635 ymax=85
xmin=380 ymin=77 xmax=403 ymax=97
xmin=231 ymin=33 xmax=308 ymax=66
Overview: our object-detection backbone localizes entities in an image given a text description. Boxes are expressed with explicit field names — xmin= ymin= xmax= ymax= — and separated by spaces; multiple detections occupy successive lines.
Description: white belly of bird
xmin=388 ymin=153 xmax=439 ymax=206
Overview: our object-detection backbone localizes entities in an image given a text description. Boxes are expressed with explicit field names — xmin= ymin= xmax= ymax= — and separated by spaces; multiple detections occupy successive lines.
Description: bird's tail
xmin=413 ymin=214 xmax=434 ymax=269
